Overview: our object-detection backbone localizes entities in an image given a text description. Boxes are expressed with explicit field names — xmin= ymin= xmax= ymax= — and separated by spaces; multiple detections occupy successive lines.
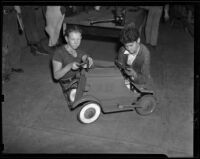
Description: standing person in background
xmin=140 ymin=6 xmax=163 ymax=48
xmin=2 ymin=6 xmax=24 ymax=83
xmin=21 ymin=6 xmax=42 ymax=55
xmin=164 ymin=4 xmax=170 ymax=22
xmin=2 ymin=32 xmax=10 ymax=83
xmin=45 ymin=6 xmax=66 ymax=47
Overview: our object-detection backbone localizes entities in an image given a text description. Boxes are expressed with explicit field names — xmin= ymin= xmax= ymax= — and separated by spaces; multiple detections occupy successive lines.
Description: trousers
xmin=145 ymin=6 xmax=163 ymax=46
xmin=3 ymin=7 xmax=23 ymax=71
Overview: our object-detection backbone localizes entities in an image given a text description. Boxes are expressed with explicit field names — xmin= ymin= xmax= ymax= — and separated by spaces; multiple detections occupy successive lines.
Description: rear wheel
xmin=78 ymin=102 xmax=101 ymax=124
xmin=135 ymin=95 xmax=156 ymax=115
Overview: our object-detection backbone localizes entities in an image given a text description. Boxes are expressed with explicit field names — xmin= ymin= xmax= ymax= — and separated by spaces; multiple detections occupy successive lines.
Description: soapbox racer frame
xmin=59 ymin=58 xmax=157 ymax=124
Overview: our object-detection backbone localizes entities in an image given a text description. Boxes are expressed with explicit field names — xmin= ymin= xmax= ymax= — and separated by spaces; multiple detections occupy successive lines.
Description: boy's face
xmin=65 ymin=31 xmax=82 ymax=50
xmin=124 ymin=38 xmax=140 ymax=54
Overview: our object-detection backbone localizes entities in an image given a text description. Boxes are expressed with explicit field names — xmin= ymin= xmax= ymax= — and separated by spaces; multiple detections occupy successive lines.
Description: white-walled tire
xmin=69 ymin=89 xmax=77 ymax=102
xmin=78 ymin=102 xmax=101 ymax=124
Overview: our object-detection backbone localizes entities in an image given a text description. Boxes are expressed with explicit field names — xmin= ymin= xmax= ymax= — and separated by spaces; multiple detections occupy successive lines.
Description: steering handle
xmin=78 ymin=57 xmax=90 ymax=72
xmin=115 ymin=60 xmax=127 ymax=71
xmin=115 ymin=60 xmax=135 ymax=82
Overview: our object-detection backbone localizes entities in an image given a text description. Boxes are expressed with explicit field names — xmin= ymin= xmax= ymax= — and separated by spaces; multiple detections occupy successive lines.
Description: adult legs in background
xmin=21 ymin=6 xmax=45 ymax=55
xmin=145 ymin=9 xmax=152 ymax=45
xmin=35 ymin=6 xmax=47 ymax=41
xmin=7 ymin=35 xmax=23 ymax=71
xmin=3 ymin=6 xmax=24 ymax=82
xmin=149 ymin=8 xmax=163 ymax=46
xmin=45 ymin=6 xmax=65 ymax=47
xmin=21 ymin=6 xmax=40 ymax=45
xmin=145 ymin=6 xmax=163 ymax=47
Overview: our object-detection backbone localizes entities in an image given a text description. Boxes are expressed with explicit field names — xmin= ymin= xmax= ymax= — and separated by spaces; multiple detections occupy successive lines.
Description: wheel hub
xmin=84 ymin=108 xmax=96 ymax=119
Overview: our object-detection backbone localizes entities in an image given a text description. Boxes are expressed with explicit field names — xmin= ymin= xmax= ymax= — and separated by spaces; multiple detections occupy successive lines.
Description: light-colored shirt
xmin=124 ymin=47 xmax=140 ymax=66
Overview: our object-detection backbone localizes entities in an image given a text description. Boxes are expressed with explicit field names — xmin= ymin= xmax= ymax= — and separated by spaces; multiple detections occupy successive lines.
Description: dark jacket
xmin=117 ymin=43 xmax=151 ymax=84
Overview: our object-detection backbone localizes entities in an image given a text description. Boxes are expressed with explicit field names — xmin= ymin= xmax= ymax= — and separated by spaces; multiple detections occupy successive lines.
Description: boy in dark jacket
xmin=116 ymin=22 xmax=153 ymax=89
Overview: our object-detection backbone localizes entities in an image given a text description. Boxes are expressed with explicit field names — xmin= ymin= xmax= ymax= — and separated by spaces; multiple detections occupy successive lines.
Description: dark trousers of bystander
xmin=145 ymin=6 xmax=163 ymax=47
xmin=21 ymin=6 xmax=41 ymax=45
xmin=3 ymin=7 xmax=23 ymax=74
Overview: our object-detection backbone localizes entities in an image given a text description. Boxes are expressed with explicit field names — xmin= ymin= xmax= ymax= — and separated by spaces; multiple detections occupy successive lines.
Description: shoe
xmin=30 ymin=45 xmax=39 ymax=56
xmin=35 ymin=50 xmax=49 ymax=55
xmin=11 ymin=68 xmax=24 ymax=73
xmin=35 ymin=46 xmax=49 ymax=55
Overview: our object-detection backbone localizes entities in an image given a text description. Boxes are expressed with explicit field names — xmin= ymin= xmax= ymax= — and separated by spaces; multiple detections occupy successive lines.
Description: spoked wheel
xmin=135 ymin=95 xmax=156 ymax=115
xmin=78 ymin=102 xmax=101 ymax=124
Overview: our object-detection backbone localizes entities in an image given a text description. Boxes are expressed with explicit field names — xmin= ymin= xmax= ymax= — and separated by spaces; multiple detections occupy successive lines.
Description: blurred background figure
xmin=164 ymin=4 xmax=170 ymax=22
xmin=2 ymin=32 xmax=10 ymax=83
xmin=45 ymin=6 xmax=66 ymax=47
xmin=21 ymin=6 xmax=40 ymax=46
xmin=94 ymin=6 xmax=101 ymax=11
xmin=21 ymin=6 xmax=43 ymax=55
xmin=140 ymin=6 xmax=163 ymax=48
xmin=2 ymin=6 xmax=24 ymax=83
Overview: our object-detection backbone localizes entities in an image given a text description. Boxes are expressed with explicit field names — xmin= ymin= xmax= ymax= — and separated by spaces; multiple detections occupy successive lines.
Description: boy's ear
xmin=137 ymin=38 xmax=141 ymax=44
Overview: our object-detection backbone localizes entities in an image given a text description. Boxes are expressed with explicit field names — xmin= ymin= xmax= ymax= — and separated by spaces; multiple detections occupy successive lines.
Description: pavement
xmin=2 ymin=22 xmax=194 ymax=157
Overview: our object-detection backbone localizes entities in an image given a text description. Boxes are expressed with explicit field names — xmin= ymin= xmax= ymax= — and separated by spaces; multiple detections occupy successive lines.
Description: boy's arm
xmin=134 ymin=49 xmax=151 ymax=84
xmin=53 ymin=60 xmax=80 ymax=80
xmin=116 ymin=47 xmax=126 ymax=66
xmin=52 ymin=49 xmax=80 ymax=80
xmin=52 ymin=60 xmax=72 ymax=80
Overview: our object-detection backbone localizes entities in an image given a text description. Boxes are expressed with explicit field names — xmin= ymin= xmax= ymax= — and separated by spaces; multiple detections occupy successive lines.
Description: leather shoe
xmin=11 ymin=68 xmax=24 ymax=73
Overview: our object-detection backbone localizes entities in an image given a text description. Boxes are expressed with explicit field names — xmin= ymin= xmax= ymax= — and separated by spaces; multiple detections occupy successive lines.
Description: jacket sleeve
xmin=134 ymin=48 xmax=151 ymax=84
xmin=116 ymin=47 xmax=126 ymax=66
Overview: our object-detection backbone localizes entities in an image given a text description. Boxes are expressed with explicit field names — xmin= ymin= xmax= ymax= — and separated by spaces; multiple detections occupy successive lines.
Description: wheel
xmin=69 ymin=88 xmax=77 ymax=102
xmin=78 ymin=102 xmax=101 ymax=124
xmin=135 ymin=95 xmax=156 ymax=115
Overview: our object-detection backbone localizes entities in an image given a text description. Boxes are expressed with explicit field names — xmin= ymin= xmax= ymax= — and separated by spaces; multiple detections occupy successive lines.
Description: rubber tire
xmin=135 ymin=95 xmax=156 ymax=115
xmin=78 ymin=102 xmax=101 ymax=124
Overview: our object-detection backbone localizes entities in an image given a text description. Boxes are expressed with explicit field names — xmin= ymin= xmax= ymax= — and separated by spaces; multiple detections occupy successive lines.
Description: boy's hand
xmin=87 ymin=57 xmax=93 ymax=68
xmin=71 ymin=62 xmax=80 ymax=70
xmin=82 ymin=55 xmax=93 ymax=68
xmin=125 ymin=68 xmax=137 ymax=78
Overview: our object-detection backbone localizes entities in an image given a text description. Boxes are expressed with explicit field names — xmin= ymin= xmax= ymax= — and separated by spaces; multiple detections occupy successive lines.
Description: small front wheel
xmin=135 ymin=95 xmax=156 ymax=115
xmin=78 ymin=102 xmax=101 ymax=124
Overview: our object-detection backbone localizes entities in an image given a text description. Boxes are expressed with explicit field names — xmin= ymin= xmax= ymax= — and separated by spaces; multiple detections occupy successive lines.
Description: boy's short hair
xmin=120 ymin=22 xmax=140 ymax=44
xmin=64 ymin=24 xmax=82 ymax=37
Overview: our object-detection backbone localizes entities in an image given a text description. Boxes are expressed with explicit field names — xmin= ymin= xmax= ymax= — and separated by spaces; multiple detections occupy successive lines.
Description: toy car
xmin=59 ymin=58 xmax=157 ymax=124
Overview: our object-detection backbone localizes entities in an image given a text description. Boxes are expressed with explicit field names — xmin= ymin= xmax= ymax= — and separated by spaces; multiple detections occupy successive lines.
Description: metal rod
xmin=90 ymin=19 xmax=115 ymax=25
xmin=102 ymin=109 xmax=134 ymax=114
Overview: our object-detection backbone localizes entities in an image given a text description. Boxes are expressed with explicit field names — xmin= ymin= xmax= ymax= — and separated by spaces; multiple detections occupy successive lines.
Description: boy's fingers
xmin=89 ymin=59 xmax=93 ymax=67
xmin=83 ymin=64 xmax=87 ymax=68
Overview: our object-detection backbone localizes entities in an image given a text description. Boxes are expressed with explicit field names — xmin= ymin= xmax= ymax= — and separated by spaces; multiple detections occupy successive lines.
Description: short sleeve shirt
xmin=53 ymin=45 xmax=85 ymax=80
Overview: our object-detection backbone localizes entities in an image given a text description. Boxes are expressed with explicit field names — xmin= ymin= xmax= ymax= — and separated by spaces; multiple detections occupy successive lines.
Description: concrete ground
xmin=2 ymin=22 xmax=194 ymax=157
